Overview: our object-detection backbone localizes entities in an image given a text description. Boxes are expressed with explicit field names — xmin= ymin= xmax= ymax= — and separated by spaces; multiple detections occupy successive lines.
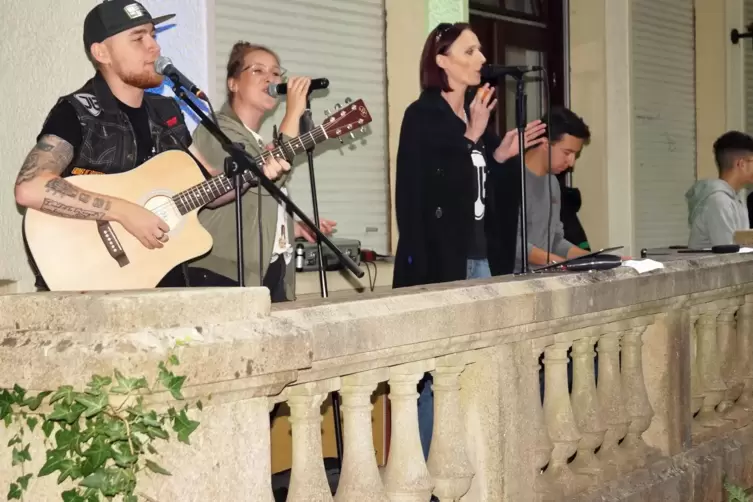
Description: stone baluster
xmin=736 ymin=295 xmax=753 ymax=410
xmin=689 ymin=311 xmax=705 ymax=435
xmin=696 ymin=309 xmax=728 ymax=427
xmin=717 ymin=303 xmax=745 ymax=417
xmin=383 ymin=361 xmax=434 ymax=501
xmin=541 ymin=342 xmax=586 ymax=495
xmin=427 ymin=354 xmax=474 ymax=501
xmin=287 ymin=380 xmax=339 ymax=502
xmin=621 ymin=326 xmax=660 ymax=468
xmin=335 ymin=370 xmax=390 ymax=502
xmin=596 ymin=331 xmax=630 ymax=478
xmin=569 ymin=335 xmax=606 ymax=481
xmin=530 ymin=346 xmax=555 ymax=499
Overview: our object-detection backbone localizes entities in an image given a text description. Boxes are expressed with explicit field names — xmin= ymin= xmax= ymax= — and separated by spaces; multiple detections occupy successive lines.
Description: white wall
xmin=0 ymin=0 xmax=99 ymax=292
xmin=141 ymin=0 xmax=209 ymax=131
xmin=0 ymin=1 xmax=209 ymax=292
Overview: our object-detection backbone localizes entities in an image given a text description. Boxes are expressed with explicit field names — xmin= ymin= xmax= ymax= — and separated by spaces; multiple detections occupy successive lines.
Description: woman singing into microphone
xmin=189 ymin=41 xmax=335 ymax=301
xmin=392 ymin=22 xmax=546 ymax=289
xmin=393 ymin=22 xmax=546 ymax=458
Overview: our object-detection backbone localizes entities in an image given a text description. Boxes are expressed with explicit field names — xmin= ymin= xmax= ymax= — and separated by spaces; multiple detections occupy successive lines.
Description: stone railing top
xmin=1 ymin=255 xmax=751 ymax=394
xmin=272 ymin=254 xmax=753 ymax=365
xmin=0 ymin=287 xmax=270 ymax=332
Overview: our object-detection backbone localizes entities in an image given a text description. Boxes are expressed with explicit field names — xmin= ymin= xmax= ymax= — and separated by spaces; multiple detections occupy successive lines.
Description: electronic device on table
xmin=295 ymin=237 xmax=361 ymax=272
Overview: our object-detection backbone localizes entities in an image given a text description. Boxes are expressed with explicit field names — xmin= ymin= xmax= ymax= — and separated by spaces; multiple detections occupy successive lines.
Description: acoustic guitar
xmin=24 ymin=99 xmax=372 ymax=291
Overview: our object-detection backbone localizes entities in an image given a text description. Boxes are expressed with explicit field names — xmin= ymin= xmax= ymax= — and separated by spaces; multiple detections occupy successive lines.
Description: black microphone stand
xmin=513 ymin=74 xmax=530 ymax=274
xmin=223 ymin=153 xmax=245 ymax=286
xmin=300 ymin=98 xmax=329 ymax=297
xmin=165 ymin=78 xmax=364 ymax=290
xmin=300 ymin=95 xmax=345 ymax=469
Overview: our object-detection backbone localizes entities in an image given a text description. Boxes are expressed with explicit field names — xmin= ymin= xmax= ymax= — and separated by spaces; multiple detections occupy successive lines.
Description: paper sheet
xmin=621 ymin=259 xmax=665 ymax=274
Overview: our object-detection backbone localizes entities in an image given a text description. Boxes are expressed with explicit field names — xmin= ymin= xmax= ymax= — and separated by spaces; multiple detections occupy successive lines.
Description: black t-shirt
xmin=38 ymin=98 xmax=154 ymax=168
xmin=467 ymin=145 xmax=488 ymax=259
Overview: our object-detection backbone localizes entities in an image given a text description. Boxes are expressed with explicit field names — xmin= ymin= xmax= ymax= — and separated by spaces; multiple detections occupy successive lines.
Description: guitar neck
xmin=172 ymin=125 xmax=328 ymax=214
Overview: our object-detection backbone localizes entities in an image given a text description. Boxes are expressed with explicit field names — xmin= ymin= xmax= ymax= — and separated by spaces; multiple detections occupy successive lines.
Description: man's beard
xmin=120 ymin=67 xmax=164 ymax=90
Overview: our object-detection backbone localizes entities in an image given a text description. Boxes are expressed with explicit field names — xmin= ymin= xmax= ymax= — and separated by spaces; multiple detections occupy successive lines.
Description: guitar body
xmin=23 ymin=151 xmax=213 ymax=291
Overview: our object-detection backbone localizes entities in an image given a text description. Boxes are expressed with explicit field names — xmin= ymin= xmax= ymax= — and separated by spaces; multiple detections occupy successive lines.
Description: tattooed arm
xmin=14 ymin=135 xmax=122 ymax=220
xmin=14 ymin=135 xmax=171 ymax=249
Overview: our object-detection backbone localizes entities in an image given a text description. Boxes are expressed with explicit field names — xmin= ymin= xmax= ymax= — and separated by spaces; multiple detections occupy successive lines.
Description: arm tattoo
xmin=16 ymin=136 xmax=74 ymax=186
xmin=44 ymin=178 xmax=79 ymax=198
xmin=92 ymin=197 xmax=112 ymax=210
xmin=39 ymin=199 xmax=105 ymax=220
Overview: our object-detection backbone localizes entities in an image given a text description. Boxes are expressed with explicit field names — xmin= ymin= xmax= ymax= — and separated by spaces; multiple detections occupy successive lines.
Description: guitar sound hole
xmin=143 ymin=195 xmax=182 ymax=231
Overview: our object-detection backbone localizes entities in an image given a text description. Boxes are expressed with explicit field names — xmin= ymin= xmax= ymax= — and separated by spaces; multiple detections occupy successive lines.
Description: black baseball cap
xmin=84 ymin=0 xmax=175 ymax=54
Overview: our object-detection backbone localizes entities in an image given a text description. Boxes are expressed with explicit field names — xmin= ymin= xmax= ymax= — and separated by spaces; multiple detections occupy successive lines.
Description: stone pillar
xmin=717 ymin=303 xmax=745 ymax=418
xmin=689 ymin=312 xmax=705 ymax=435
xmin=696 ymin=309 xmax=728 ymax=427
xmin=335 ymin=370 xmax=390 ymax=502
xmin=596 ymin=331 xmax=629 ymax=477
xmin=427 ymin=354 xmax=474 ymax=501
xmin=569 ymin=335 xmax=606 ymax=481
xmin=383 ymin=361 xmax=434 ymax=501
xmin=621 ymin=326 xmax=660 ymax=468
xmin=541 ymin=342 xmax=586 ymax=495
xmin=287 ymin=381 xmax=340 ymax=502
xmin=570 ymin=0 xmax=634 ymax=252
xmin=140 ymin=397 xmax=276 ymax=502
xmin=736 ymin=295 xmax=753 ymax=409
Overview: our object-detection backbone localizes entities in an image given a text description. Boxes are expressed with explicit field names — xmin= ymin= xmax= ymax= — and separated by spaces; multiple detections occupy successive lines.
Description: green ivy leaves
xmin=1 ymin=356 xmax=200 ymax=501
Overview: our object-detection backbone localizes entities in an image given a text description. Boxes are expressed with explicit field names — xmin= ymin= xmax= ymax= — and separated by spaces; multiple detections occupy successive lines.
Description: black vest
xmin=29 ymin=74 xmax=192 ymax=290
xmin=59 ymin=72 xmax=190 ymax=176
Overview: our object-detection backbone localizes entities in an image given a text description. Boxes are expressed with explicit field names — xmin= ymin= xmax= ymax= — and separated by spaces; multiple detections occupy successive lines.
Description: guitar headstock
xmin=321 ymin=98 xmax=372 ymax=142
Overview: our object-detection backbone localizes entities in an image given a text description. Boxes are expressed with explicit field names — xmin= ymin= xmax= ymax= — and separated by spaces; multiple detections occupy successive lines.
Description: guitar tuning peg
xmin=334 ymin=103 xmax=342 ymax=110
xmin=349 ymin=132 xmax=356 ymax=139
xmin=338 ymin=137 xmax=344 ymax=144
xmin=344 ymin=97 xmax=352 ymax=104
xmin=324 ymin=109 xmax=331 ymax=116
xmin=360 ymin=127 xmax=366 ymax=134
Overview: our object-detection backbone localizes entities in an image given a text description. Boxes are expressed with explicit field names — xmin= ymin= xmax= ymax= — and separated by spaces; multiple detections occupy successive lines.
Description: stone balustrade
xmin=2 ymin=254 xmax=753 ymax=501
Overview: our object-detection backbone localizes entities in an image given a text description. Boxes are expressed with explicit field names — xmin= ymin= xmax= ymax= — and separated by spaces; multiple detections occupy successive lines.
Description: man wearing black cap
xmin=14 ymin=1 xmax=289 ymax=289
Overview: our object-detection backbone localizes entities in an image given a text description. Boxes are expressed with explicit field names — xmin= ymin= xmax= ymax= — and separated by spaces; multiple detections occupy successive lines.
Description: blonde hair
xmin=225 ymin=41 xmax=280 ymax=104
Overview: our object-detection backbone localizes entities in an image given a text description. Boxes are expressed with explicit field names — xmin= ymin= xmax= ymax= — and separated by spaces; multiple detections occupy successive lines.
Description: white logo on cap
xmin=124 ymin=4 xmax=146 ymax=19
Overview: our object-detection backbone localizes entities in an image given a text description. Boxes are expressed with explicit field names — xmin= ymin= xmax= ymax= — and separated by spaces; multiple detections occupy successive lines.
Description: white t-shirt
xmin=245 ymin=127 xmax=293 ymax=265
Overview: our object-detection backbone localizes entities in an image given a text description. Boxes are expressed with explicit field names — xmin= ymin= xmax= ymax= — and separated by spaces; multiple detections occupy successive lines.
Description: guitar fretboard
xmin=172 ymin=126 xmax=328 ymax=214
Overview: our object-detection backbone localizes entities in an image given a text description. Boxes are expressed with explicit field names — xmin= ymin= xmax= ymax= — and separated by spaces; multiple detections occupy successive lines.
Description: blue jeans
xmin=417 ymin=259 xmax=492 ymax=459
xmin=466 ymin=258 xmax=492 ymax=280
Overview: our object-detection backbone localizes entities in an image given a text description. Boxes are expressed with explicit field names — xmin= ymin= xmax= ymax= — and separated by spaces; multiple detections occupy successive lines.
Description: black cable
xmin=542 ymin=69 xmax=553 ymax=266
xmin=371 ymin=261 xmax=377 ymax=291
xmin=206 ymin=99 xmax=219 ymax=125
xmin=364 ymin=261 xmax=377 ymax=292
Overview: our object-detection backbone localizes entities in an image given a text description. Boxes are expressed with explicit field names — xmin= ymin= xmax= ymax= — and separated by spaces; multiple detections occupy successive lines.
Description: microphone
xmin=154 ymin=56 xmax=207 ymax=100
xmin=268 ymin=78 xmax=330 ymax=97
xmin=480 ymin=64 xmax=543 ymax=80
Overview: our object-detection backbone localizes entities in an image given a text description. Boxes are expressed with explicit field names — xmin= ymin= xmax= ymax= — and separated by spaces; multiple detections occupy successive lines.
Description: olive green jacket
xmin=191 ymin=103 xmax=296 ymax=299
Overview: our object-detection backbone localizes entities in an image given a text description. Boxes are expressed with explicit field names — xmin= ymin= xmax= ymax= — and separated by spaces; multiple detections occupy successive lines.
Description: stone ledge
xmin=570 ymin=424 xmax=753 ymax=502
xmin=0 ymin=316 xmax=312 ymax=392
xmin=0 ymin=287 xmax=271 ymax=332
xmin=274 ymin=256 xmax=753 ymax=363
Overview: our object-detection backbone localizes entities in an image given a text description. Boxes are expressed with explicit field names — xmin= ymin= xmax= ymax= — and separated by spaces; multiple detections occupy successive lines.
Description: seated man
xmin=686 ymin=131 xmax=753 ymax=248
xmin=513 ymin=106 xmax=592 ymax=272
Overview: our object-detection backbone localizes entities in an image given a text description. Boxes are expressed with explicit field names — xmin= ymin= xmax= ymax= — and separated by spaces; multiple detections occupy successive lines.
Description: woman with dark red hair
xmin=393 ymin=22 xmax=546 ymax=460
xmin=393 ymin=22 xmax=545 ymax=289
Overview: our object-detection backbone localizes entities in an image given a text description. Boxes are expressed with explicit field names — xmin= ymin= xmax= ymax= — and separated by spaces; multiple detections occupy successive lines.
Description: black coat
xmin=392 ymin=89 xmax=521 ymax=288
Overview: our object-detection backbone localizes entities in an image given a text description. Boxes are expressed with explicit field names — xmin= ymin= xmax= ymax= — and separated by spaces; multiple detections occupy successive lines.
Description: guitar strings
xmin=143 ymin=126 xmax=330 ymax=217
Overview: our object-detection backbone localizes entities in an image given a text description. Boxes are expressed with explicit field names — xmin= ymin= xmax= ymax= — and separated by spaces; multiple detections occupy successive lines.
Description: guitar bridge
xmin=97 ymin=221 xmax=129 ymax=268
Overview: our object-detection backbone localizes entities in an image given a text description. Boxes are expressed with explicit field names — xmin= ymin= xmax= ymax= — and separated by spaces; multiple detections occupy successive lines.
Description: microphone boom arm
xmin=167 ymin=81 xmax=365 ymax=280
